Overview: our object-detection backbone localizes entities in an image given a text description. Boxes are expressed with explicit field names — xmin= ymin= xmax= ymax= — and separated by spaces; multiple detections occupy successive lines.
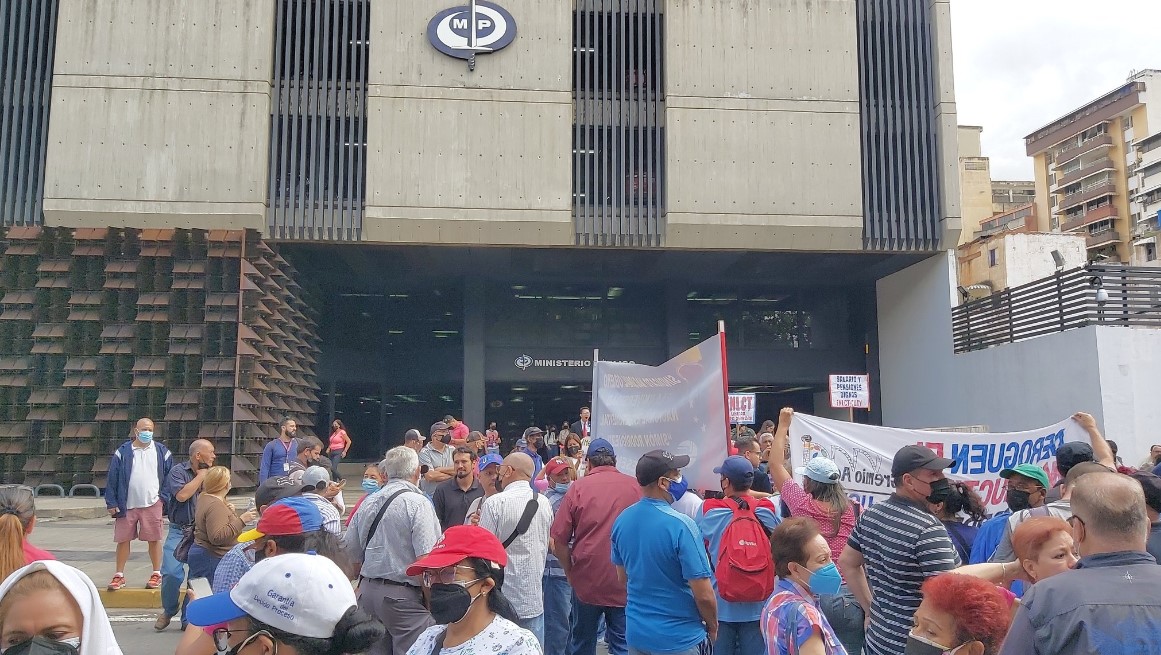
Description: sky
xmin=950 ymin=0 xmax=1160 ymax=180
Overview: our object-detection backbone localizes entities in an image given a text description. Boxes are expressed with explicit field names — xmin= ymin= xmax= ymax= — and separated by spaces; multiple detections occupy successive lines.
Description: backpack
xmin=715 ymin=497 xmax=775 ymax=603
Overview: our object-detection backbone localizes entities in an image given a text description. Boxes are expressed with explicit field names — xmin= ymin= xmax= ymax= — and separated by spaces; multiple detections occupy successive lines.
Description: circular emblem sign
xmin=427 ymin=2 xmax=518 ymax=61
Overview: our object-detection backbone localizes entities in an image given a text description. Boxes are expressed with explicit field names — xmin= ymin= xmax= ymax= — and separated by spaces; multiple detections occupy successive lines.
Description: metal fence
xmin=952 ymin=265 xmax=1161 ymax=353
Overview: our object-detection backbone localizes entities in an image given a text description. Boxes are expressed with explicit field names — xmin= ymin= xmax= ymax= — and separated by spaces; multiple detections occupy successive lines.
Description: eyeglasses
xmin=421 ymin=565 xmax=480 ymax=587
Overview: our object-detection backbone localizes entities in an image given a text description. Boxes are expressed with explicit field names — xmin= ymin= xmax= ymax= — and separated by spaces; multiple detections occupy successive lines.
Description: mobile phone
xmin=421 ymin=465 xmax=430 ymax=474
xmin=189 ymin=577 xmax=212 ymax=600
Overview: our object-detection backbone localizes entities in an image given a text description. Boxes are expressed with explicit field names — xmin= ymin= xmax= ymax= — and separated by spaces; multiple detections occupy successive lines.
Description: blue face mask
xmin=667 ymin=475 xmax=689 ymax=503
xmin=553 ymin=483 xmax=571 ymax=494
xmin=804 ymin=562 xmax=843 ymax=596
xmin=361 ymin=478 xmax=382 ymax=494
xmin=137 ymin=430 xmax=153 ymax=444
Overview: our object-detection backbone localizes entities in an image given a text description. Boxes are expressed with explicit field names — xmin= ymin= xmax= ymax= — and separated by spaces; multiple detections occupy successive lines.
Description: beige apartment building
xmin=957 ymin=126 xmax=1035 ymax=245
xmin=1026 ymin=69 xmax=1161 ymax=263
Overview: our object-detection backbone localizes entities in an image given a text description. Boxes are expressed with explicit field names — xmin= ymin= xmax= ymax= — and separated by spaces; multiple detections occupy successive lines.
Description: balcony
xmin=1055 ymin=157 xmax=1115 ymax=189
xmin=1058 ymin=182 xmax=1116 ymax=212
xmin=1055 ymin=134 xmax=1114 ymax=167
xmin=1060 ymin=204 xmax=1118 ymax=233
xmin=1087 ymin=230 xmax=1121 ymax=249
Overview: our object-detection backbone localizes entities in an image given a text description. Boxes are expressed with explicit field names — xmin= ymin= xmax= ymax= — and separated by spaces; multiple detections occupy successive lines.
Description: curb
xmin=98 ymin=588 xmax=162 ymax=610
xmin=39 ymin=506 xmax=111 ymax=521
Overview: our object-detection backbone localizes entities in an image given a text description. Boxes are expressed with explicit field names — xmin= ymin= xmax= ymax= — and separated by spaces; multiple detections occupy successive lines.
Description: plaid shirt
xmin=212 ymin=541 xmax=255 ymax=593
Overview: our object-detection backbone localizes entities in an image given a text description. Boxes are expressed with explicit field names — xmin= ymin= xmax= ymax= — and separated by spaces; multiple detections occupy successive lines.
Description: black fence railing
xmin=952 ymin=265 xmax=1161 ymax=353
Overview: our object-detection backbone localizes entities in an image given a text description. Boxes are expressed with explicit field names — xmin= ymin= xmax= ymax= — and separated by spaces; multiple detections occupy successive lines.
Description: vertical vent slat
xmin=267 ymin=0 xmax=368 ymax=241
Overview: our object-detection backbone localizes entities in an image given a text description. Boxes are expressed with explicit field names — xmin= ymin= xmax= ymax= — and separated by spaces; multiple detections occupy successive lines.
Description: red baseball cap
xmin=545 ymin=457 xmax=571 ymax=478
xmin=406 ymin=525 xmax=508 ymax=576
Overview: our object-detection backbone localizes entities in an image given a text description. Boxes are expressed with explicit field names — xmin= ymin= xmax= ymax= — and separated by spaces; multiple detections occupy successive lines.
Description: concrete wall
xmin=361 ymin=0 xmax=573 ymax=246
xmin=1002 ymin=233 xmax=1086 ymax=287
xmin=930 ymin=0 xmax=962 ymax=248
xmin=663 ymin=0 xmax=865 ymax=251
xmin=42 ymin=0 xmax=274 ymax=230
xmin=878 ymin=251 xmax=1161 ymax=459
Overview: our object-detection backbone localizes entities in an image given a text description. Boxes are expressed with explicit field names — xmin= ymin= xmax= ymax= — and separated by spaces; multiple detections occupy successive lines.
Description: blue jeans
xmin=515 ymin=613 xmax=545 ymax=648
xmin=819 ymin=584 xmax=865 ymax=655
xmin=571 ymin=598 xmax=627 ymax=655
xmin=160 ymin=524 xmax=189 ymax=621
xmin=543 ymin=575 xmax=573 ymax=655
xmin=715 ymin=621 xmax=764 ymax=655
xmin=628 ymin=643 xmax=709 ymax=655
xmin=329 ymin=450 xmax=344 ymax=480
xmin=186 ymin=545 xmax=222 ymax=588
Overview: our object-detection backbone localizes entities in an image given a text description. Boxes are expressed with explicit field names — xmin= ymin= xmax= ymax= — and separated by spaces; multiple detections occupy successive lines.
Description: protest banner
xmin=592 ymin=334 xmax=729 ymax=490
xmin=788 ymin=413 xmax=1088 ymax=516
xmin=728 ymin=393 xmax=756 ymax=425
xmin=828 ymin=374 xmax=870 ymax=409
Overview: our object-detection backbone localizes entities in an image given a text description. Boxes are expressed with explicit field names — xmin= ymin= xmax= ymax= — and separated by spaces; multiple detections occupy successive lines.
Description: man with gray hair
xmin=999 ymin=472 xmax=1161 ymax=655
xmin=344 ymin=446 xmax=441 ymax=655
xmin=155 ymin=438 xmax=214 ymax=631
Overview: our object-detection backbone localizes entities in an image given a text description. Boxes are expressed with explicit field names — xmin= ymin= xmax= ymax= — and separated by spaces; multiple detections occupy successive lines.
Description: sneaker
xmin=107 ymin=574 xmax=126 ymax=591
xmin=154 ymin=613 xmax=171 ymax=631
xmin=146 ymin=572 xmax=162 ymax=589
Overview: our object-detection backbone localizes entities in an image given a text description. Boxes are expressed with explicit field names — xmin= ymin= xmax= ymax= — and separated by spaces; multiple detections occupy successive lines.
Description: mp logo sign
xmin=427 ymin=1 xmax=517 ymax=62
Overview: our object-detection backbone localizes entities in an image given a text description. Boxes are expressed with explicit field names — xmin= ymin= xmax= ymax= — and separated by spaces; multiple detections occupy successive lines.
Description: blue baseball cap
xmin=587 ymin=438 xmax=615 ymax=457
xmin=795 ymin=457 xmax=841 ymax=484
xmin=478 ymin=453 xmax=503 ymax=472
xmin=714 ymin=455 xmax=755 ymax=487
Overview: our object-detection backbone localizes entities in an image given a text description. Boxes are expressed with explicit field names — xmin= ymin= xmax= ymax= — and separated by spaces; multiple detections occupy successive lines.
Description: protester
xmin=541 ymin=457 xmax=574 ymax=655
xmin=910 ymin=574 xmax=1011 ymax=655
xmin=406 ymin=526 xmax=540 ymax=655
xmin=405 ymin=429 xmax=426 ymax=454
xmin=698 ymin=455 xmax=780 ymax=655
xmin=998 ymin=472 xmax=1161 ymax=654
xmin=434 ymin=447 xmax=485 ymax=531
xmin=670 ymin=483 xmax=705 ymax=521
xmin=955 ymin=515 xmax=1079 ymax=588
xmin=466 ymin=431 xmax=488 ymax=458
xmin=258 ymin=417 xmax=298 ymax=483
xmin=1129 ymin=470 xmax=1161 ymax=561
xmin=347 ymin=463 xmax=387 ymax=526
xmin=0 ymin=560 xmax=123 ymax=655
xmin=970 ymin=463 xmax=1048 ymax=564
xmin=0 ymin=485 xmax=54 ymax=583
xmin=344 ymin=446 xmax=441 ymax=655
xmin=300 ymin=466 xmax=343 ymax=535
xmin=212 ymin=476 xmax=309 ymax=593
xmin=561 ymin=434 xmax=583 ymax=470
xmin=768 ymin=410 xmax=862 ymax=655
xmin=466 ymin=454 xmax=503 ymax=525
xmin=187 ymin=553 xmax=384 ymax=655
xmin=328 ymin=420 xmax=352 ymax=482
xmin=1044 ymin=412 xmax=1115 ymax=501
xmin=479 ymin=453 xmax=554 ymax=646
xmin=485 ymin=423 xmax=501 ymax=454
xmin=287 ymin=436 xmax=324 ymax=480
xmin=551 ymin=438 xmax=641 ymax=655
xmin=156 ymin=439 xmax=215 ymax=631
xmin=570 ymin=407 xmax=591 ymax=441
xmin=189 ymin=466 xmax=254 ymax=586
xmin=545 ymin=425 xmax=559 ymax=459
xmin=1141 ymin=444 xmax=1161 ymax=471
xmin=611 ymin=449 xmax=717 ymax=655
xmin=105 ymin=417 xmax=172 ymax=592
xmin=518 ymin=428 xmax=546 ymax=478
xmin=445 ymin=415 xmax=471 ymax=446
xmin=1105 ymin=440 xmax=1133 ymax=473
xmin=421 ymin=422 xmax=457 ymax=497
xmin=733 ymin=434 xmax=773 ymax=494
xmin=990 ymin=460 xmax=1107 ymax=562
xmin=761 ymin=517 xmax=848 ymax=655
xmin=838 ymin=445 xmax=959 ymax=655
xmin=931 ymin=482 xmax=988 ymax=564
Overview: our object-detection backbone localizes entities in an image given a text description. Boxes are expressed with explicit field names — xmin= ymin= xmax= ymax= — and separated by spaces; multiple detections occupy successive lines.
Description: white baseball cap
xmin=301 ymin=465 xmax=331 ymax=490
xmin=187 ymin=553 xmax=355 ymax=639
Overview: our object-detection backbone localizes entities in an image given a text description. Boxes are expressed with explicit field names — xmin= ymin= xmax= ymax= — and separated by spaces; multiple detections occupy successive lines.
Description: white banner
xmin=829 ymin=374 xmax=870 ymax=409
xmin=789 ymin=413 xmax=1088 ymax=516
xmin=593 ymin=334 xmax=730 ymax=491
xmin=728 ymin=393 xmax=756 ymax=425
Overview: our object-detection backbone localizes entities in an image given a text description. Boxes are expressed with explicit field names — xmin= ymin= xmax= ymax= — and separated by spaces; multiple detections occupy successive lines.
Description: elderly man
xmin=106 ymin=417 xmax=173 ymax=592
xmin=419 ymin=421 xmax=456 ymax=497
xmin=344 ymin=446 xmax=441 ymax=655
xmin=155 ymin=438 xmax=214 ymax=631
xmin=479 ymin=452 xmax=554 ymax=646
xmin=999 ymin=472 xmax=1161 ymax=654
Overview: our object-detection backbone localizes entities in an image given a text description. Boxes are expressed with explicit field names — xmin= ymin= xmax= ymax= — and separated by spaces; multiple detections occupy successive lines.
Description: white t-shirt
xmin=127 ymin=444 xmax=160 ymax=509
xmin=671 ymin=491 xmax=704 ymax=521
xmin=407 ymin=615 xmax=540 ymax=655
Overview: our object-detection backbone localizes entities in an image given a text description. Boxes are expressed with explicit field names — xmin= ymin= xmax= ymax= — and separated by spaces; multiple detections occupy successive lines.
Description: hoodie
xmin=0 ymin=561 xmax=124 ymax=655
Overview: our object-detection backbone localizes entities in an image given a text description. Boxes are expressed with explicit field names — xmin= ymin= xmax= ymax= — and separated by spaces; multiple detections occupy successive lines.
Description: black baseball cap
xmin=254 ymin=476 xmax=303 ymax=509
xmin=891 ymin=445 xmax=954 ymax=478
xmin=1055 ymin=442 xmax=1094 ymax=476
xmin=635 ymin=449 xmax=691 ymax=486
xmin=1130 ymin=471 xmax=1161 ymax=514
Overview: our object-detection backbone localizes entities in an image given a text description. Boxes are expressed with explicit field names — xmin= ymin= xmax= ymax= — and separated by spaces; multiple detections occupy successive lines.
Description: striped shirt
xmin=479 ymin=480 xmax=554 ymax=619
xmin=847 ymin=494 xmax=959 ymax=655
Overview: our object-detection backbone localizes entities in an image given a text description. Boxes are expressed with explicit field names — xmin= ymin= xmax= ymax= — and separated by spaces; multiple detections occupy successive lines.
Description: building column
xmin=463 ymin=277 xmax=486 ymax=431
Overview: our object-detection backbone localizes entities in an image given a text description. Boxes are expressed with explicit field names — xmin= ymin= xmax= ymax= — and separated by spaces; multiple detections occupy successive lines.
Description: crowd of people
xmin=2 ymin=407 xmax=1161 ymax=655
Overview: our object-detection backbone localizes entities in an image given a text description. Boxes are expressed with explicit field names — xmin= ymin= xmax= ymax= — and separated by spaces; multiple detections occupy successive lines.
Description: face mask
xmin=803 ymin=561 xmax=843 ymax=596
xmin=361 ymin=478 xmax=382 ymax=494
xmin=553 ymin=483 xmax=571 ymax=494
xmin=137 ymin=430 xmax=153 ymax=444
xmin=1006 ymin=488 xmax=1032 ymax=512
xmin=429 ymin=582 xmax=484 ymax=625
xmin=904 ymin=632 xmax=966 ymax=655
xmin=567 ymin=446 xmax=580 ymax=456
xmin=217 ymin=630 xmax=273 ymax=655
xmin=1 ymin=637 xmax=81 ymax=655
xmin=922 ymin=477 xmax=952 ymax=504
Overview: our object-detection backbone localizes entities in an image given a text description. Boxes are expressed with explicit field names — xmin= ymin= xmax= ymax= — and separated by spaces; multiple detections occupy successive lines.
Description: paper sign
xmin=728 ymin=393 xmax=757 ymax=424
xmin=829 ymin=374 xmax=870 ymax=409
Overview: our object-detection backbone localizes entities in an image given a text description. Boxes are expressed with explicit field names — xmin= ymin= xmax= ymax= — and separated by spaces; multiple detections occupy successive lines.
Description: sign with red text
xmin=788 ymin=413 xmax=1087 ymax=516
xmin=728 ymin=393 xmax=756 ymax=425
xmin=829 ymin=374 xmax=870 ymax=409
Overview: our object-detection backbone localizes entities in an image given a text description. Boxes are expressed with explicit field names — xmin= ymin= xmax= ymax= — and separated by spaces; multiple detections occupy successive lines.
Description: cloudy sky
xmin=950 ymin=0 xmax=1160 ymax=180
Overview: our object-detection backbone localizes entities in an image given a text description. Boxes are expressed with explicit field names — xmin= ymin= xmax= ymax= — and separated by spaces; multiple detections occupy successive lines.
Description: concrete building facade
xmin=0 ymin=0 xmax=962 ymax=486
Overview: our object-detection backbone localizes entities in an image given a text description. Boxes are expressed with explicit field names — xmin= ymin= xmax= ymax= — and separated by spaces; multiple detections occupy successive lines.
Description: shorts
xmin=114 ymin=500 xmax=164 ymax=543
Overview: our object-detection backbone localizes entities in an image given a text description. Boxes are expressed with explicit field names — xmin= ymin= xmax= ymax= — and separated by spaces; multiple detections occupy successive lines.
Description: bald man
xmin=999 ymin=472 xmax=1161 ymax=655
xmin=155 ymin=438 xmax=215 ymax=630
xmin=479 ymin=452 xmax=555 ymax=647
xmin=106 ymin=417 xmax=173 ymax=595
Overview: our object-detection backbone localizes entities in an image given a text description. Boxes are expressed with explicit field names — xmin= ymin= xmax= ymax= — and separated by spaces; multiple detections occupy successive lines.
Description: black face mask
xmin=567 ymin=446 xmax=580 ymax=456
xmin=924 ymin=477 xmax=952 ymax=504
xmin=904 ymin=633 xmax=963 ymax=655
xmin=2 ymin=637 xmax=80 ymax=655
xmin=1006 ymin=488 xmax=1033 ymax=512
xmin=196 ymin=461 xmax=211 ymax=470
xmin=429 ymin=583 xmax=482 ymax=625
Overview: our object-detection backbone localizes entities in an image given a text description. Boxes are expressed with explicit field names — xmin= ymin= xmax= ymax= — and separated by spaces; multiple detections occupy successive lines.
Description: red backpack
xmin=714 ymin=497 xmax=775 ymax=603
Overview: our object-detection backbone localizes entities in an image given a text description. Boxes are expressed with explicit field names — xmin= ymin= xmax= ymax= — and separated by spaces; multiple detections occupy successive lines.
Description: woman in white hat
xmin=0 ymin=560 xmax=123 ymax=655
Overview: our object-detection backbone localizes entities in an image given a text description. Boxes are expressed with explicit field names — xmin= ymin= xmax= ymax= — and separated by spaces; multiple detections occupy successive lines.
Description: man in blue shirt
xmin=611 ymin=449 xmax=717 ymax=655
xmin=971 ymin=463 xmax=1049 ymax=564
xmin=259 ymin=417 xmax=298 ymax=482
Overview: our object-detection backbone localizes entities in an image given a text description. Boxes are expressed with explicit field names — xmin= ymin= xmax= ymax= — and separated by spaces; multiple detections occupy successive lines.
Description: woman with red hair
xmin=953 ymin=516 xmax=1078 ymax=587
xmin=908 ymin=573 xmax=1012 ymax=655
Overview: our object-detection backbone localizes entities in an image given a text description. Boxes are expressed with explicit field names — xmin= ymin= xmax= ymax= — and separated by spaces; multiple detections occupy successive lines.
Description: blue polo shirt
xmin=611 ymin=497 xmax=713 ymax=653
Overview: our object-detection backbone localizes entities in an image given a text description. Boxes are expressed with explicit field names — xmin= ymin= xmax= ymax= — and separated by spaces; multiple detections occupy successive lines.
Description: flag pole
xmin=718 ymin=321 xmax=734 ymax=455
xmin=592 ymin=348 xmax=599 ymax=428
